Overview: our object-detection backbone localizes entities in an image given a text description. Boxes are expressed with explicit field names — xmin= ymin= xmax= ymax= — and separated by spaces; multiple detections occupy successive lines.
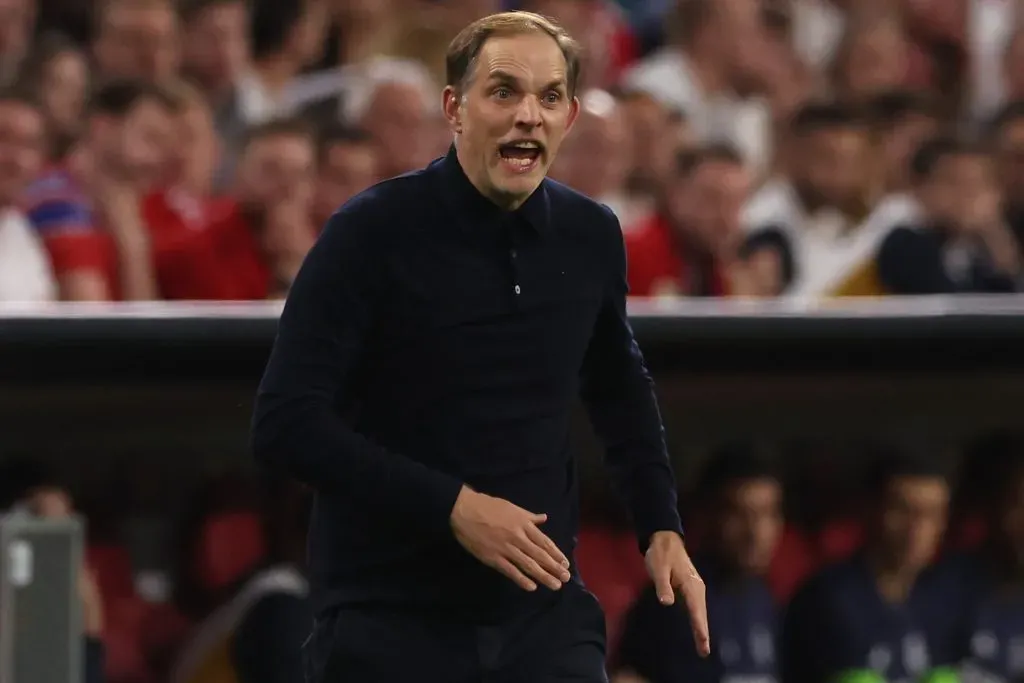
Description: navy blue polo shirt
xmin=252 ymin=146 xmax=682 ymax=621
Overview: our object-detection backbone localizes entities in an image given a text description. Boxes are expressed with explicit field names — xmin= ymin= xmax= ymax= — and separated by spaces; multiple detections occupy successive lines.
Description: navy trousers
xmin=304 ymin=583 xmax=608 ymax=683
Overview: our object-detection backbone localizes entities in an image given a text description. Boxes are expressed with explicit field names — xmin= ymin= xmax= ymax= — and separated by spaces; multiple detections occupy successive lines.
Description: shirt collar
xmin=437 ymin=144 xmax=551 ymax=236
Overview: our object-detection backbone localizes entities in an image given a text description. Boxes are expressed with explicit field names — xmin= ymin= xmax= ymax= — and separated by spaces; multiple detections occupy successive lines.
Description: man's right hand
xmin=450 ymin=486 xmax=571 ymax=592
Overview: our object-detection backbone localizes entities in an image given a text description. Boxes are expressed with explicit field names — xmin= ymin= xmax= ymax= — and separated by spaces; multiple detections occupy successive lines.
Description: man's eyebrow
xmin=485 ymin=71 xmax=567 ymax=91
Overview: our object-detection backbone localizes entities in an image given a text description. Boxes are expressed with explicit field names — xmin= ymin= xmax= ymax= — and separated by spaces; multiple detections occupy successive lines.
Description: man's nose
xmin=513 ymin=95 xmax=542 ymax=128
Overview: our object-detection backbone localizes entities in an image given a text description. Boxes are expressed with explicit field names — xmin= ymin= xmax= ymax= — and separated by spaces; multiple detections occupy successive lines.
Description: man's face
xmin=551 ymin=103 xmax=630 ymax=199
xmin=996 ymin=119 xmax=1024 ymax=205
xmin=362 ymin=82 xmax=433 ymax=178
xmin=716 ymin=479 xmax=783 ymax=576
xmin=799 ymin=126 xmax=870 ymax=207
xmin=182 ymin=0 xmax=248 ymax=91
xmin=96 ymin=99 xmax=174 ymax=188
xmin=170 ymin=101 xmax=219 ymax=195
xmin=94 ymin=2 xmax=180 ymax=82
xmin=0 ymin=100 xmax=45 ymax=206
xmin=924 ymin=153 xmax=996 ymax=229
xmin=669 ymin=159 xmax=750 ymax=255
xmin=875 ymin=476 xmax=949 ymax=573
xmin=883 ymin=114 xmax=938 ymax=189
xmin=236 ymin=133 xmax=316 ymax=210
xmin=444 ymin=31 xmax=580 ymax=207
xmin=313 ymin=141 xmax=378 ymax=223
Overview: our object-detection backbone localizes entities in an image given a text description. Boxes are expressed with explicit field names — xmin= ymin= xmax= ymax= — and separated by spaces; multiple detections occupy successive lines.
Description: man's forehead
xmin=478 ymin=34 xmax=567 ymax=83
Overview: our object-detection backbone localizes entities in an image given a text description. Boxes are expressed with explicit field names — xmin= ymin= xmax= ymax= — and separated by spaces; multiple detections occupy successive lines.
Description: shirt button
xmin=510 ymin=249 xmax=517 ymax=259
xmin=514 ymin=284 xmax=521 ymax=295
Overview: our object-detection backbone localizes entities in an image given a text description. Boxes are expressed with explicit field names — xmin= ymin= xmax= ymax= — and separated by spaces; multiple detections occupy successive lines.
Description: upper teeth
xmin=511 ymin=142 xmax=538 ymax=149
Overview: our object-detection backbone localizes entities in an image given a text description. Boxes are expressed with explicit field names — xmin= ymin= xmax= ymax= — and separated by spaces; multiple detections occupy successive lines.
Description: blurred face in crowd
xmin=995 ymin=117 xmax=1024 ymax=208
xmin=881 ymin=114 xmax=939 ymax=192
xmin=444 ymin=30 xmax=580 ymax=209
xmin=0 ymin=0 xmax=32 ymax=60
xmin=796 ymin=124 xmax=872 ymax=209
xmin=668 ymin=157 xmax=751 ymax=256
xmin=0 ymin=98 xmax=45 ymax=207
xmin=1003 ymin=32 xmax=1024 ymax=102
xmin=838 ymin=21 xmax=909 ymax=100
xmin=619 ymin=94 xmax=682 ymax=192
xmin=715 ymin=478 xmax=783 ymax=576
xmin=94 ymin=0 xmax=181 ymax=83
xmin=236 ymin=132 xmax=316 ymax=211
xmin=550 ymin=91 xmax=630 ymax=199
xmin=873 ymin=476 xmax=948 ymax=573
xmin=920 ymin=152 xmax=999 ymax=231
xmin=313 ymin=139 xmax=378 ymax=225
xmin=39 ymin=48 xmax=90 ymax=140
xmin=366 ymin=81 xmax=435 ymax=179
xmin=995 ymin=470 xmax=1024 ymax=569
xmin=171 ymin=99 xmax=220 ymax=196
xmin=92 ymin=98 xmax=175 ymax=188
xmin=182 ymin=0 xmax=249 ymax=93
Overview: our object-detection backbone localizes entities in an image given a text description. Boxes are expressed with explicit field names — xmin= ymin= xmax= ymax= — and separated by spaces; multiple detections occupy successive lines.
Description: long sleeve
xmin=251 ymin=200 xmax=464 ymax=535
xmin=876 ymin=227 xmax=955 ymax=295
xmin=579 ymin=206 xmax=682 ymax=554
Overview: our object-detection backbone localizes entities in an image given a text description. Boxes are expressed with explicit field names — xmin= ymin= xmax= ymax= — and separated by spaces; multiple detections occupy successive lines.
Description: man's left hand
xmin=645 ymin=530 xmax=710 ymax=657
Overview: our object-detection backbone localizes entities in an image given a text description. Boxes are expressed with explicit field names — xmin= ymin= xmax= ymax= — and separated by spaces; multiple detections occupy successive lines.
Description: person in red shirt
xmin=625 ymin=144 xmax=782 ymax=298
xmin=23 ymin=80 xmax=176 ymax=301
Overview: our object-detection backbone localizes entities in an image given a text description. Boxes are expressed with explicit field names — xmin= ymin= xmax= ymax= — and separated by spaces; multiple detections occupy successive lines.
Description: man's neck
xmin=866 ymin=550 xmax=920 ymax=603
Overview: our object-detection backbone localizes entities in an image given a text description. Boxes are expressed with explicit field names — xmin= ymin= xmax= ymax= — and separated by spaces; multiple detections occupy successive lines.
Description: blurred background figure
xmin=613 ymin=446 xmax=783 ymax=683
xmin=310 ymin=124 xmax=378 ymax=228
xmin=781 ymin=449 xmax=958 ymax=683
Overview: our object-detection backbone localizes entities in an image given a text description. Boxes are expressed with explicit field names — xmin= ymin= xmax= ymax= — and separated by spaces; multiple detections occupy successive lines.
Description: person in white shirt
xmin=620 ymin=0 xmax=774 ymax=177
xmin=0 ymin=87 xmax=56 ymax=303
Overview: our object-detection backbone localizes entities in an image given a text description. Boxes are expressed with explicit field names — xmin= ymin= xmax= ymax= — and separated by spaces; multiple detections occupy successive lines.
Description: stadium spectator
xmin=950 ymin=443 xmax=1024 ymax=682
xmin=91 ymin=0 xmax=181 ymax=84
xmin=622 ymin=0 xmax=774 ymax=176
xmin=549 ymin=89 xmax=640 ymax=226
xmin=868 ymin=89 xmax=942 ymax=195
xmin=990 ymin=100 xmax=1024 ymax=249
xmin=311 ymin=124 xmax=378 ymax=229
xmin=743 ymin=101 xmax=880 ymax=297
xmin=169 ymin=478 xmax=312 ymax=683
xmin=625 ymin=144 xmax=779 ymax=298
xmin=829 ymin=12 xmax=912 ymax=105
xmin=876 ymin=136 xmax=1023 ymax=294
xmin=614 ymin=446 xmax=782 ymax=683
xmin=16 ymin=33 xmax=90 ymax=159
xmin=781 ymin=448 xmax=959 ymax=683
xmin=616 ymin=89 xmax=687 ymax=203
xmin=0 ymin=0 xmax=33 ymax=86
xmin=22 ymin=80 xmax=177 ymax=301
xmin=0 ymin=87 xmax=55 ymax=302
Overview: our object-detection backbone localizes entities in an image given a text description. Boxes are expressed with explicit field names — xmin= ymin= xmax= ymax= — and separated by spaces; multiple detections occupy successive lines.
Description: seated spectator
xmin=311 ymin=124 xmax=378 ymax=229
xmin=170 ymin=478 xmax=312 ymax=683
xmin=0 ymin=87 xmax=56 ymax=302
xmin=867 ymin=90 xmax=941 ymax=195
xmin=15 ymin=33 xmax=90 ymax=159
xmin=550 ymin=89 xmax=647 ymax=227
xmin=742 ymin=101 xmax=883 ymax=297
xmin=989 ymin=100 xmax=1024 ymax=249
xmin=614 ymin=445 xmax=782 ymax=683
xmin=625 ymin=144 xmax=781 ymax=298
xmin=91 ymin=0 xmax=181 ymax=85
xmin=22 ymin=80 xmax=177 ymax=301
xmin=876 ymin=136 xmax=1022 ymax=294
xmin=781 ymin=449 xmax=960 ymax=683
xmin=0 ymin=458 xmax=105 ymax=683
xmin=945 ymin=444 xmax=1024 ymax=683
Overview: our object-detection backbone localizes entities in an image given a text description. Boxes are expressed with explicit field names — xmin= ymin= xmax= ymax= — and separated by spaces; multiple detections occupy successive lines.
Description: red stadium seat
xmin=818 ymin=518 xmax=865 ymax=562
xmin=576 ymin=527 xmax=649 ymax=653
xmin=87 ymin=543 xmax=136 ymax=600
xmin=767 ymin=525 xmax=819 ymax=603
xmin=193 ymin=511 xmax=266 ymax=593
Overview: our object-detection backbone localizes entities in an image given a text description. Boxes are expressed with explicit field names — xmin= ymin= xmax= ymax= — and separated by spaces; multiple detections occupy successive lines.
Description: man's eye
xmin=544 ymin=92 xmax=561 ymax=104
xmin=494 ymin=87 xmax=512 ymax=99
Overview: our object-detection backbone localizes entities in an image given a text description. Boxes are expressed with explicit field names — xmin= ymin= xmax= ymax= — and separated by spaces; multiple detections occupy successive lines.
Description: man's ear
xmin=442 ymin=85 xmax=463 ymax=134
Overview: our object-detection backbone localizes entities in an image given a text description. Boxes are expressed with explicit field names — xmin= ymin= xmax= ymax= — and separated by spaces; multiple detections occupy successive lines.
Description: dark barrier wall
xmin=2 ymin=298 xmax=1024 ymax=510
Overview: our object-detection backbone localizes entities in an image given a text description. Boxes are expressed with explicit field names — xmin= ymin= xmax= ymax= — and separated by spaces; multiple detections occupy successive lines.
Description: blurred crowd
xmin=9 ymin=435 xmax=1024 ymax=683
xmin=3 ymin=0 xmax=1024 ymax=303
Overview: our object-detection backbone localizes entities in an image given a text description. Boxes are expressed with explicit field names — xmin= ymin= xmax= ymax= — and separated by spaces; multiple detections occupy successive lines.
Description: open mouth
xmin=498 ymin=141 xmax=544 ymax=173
